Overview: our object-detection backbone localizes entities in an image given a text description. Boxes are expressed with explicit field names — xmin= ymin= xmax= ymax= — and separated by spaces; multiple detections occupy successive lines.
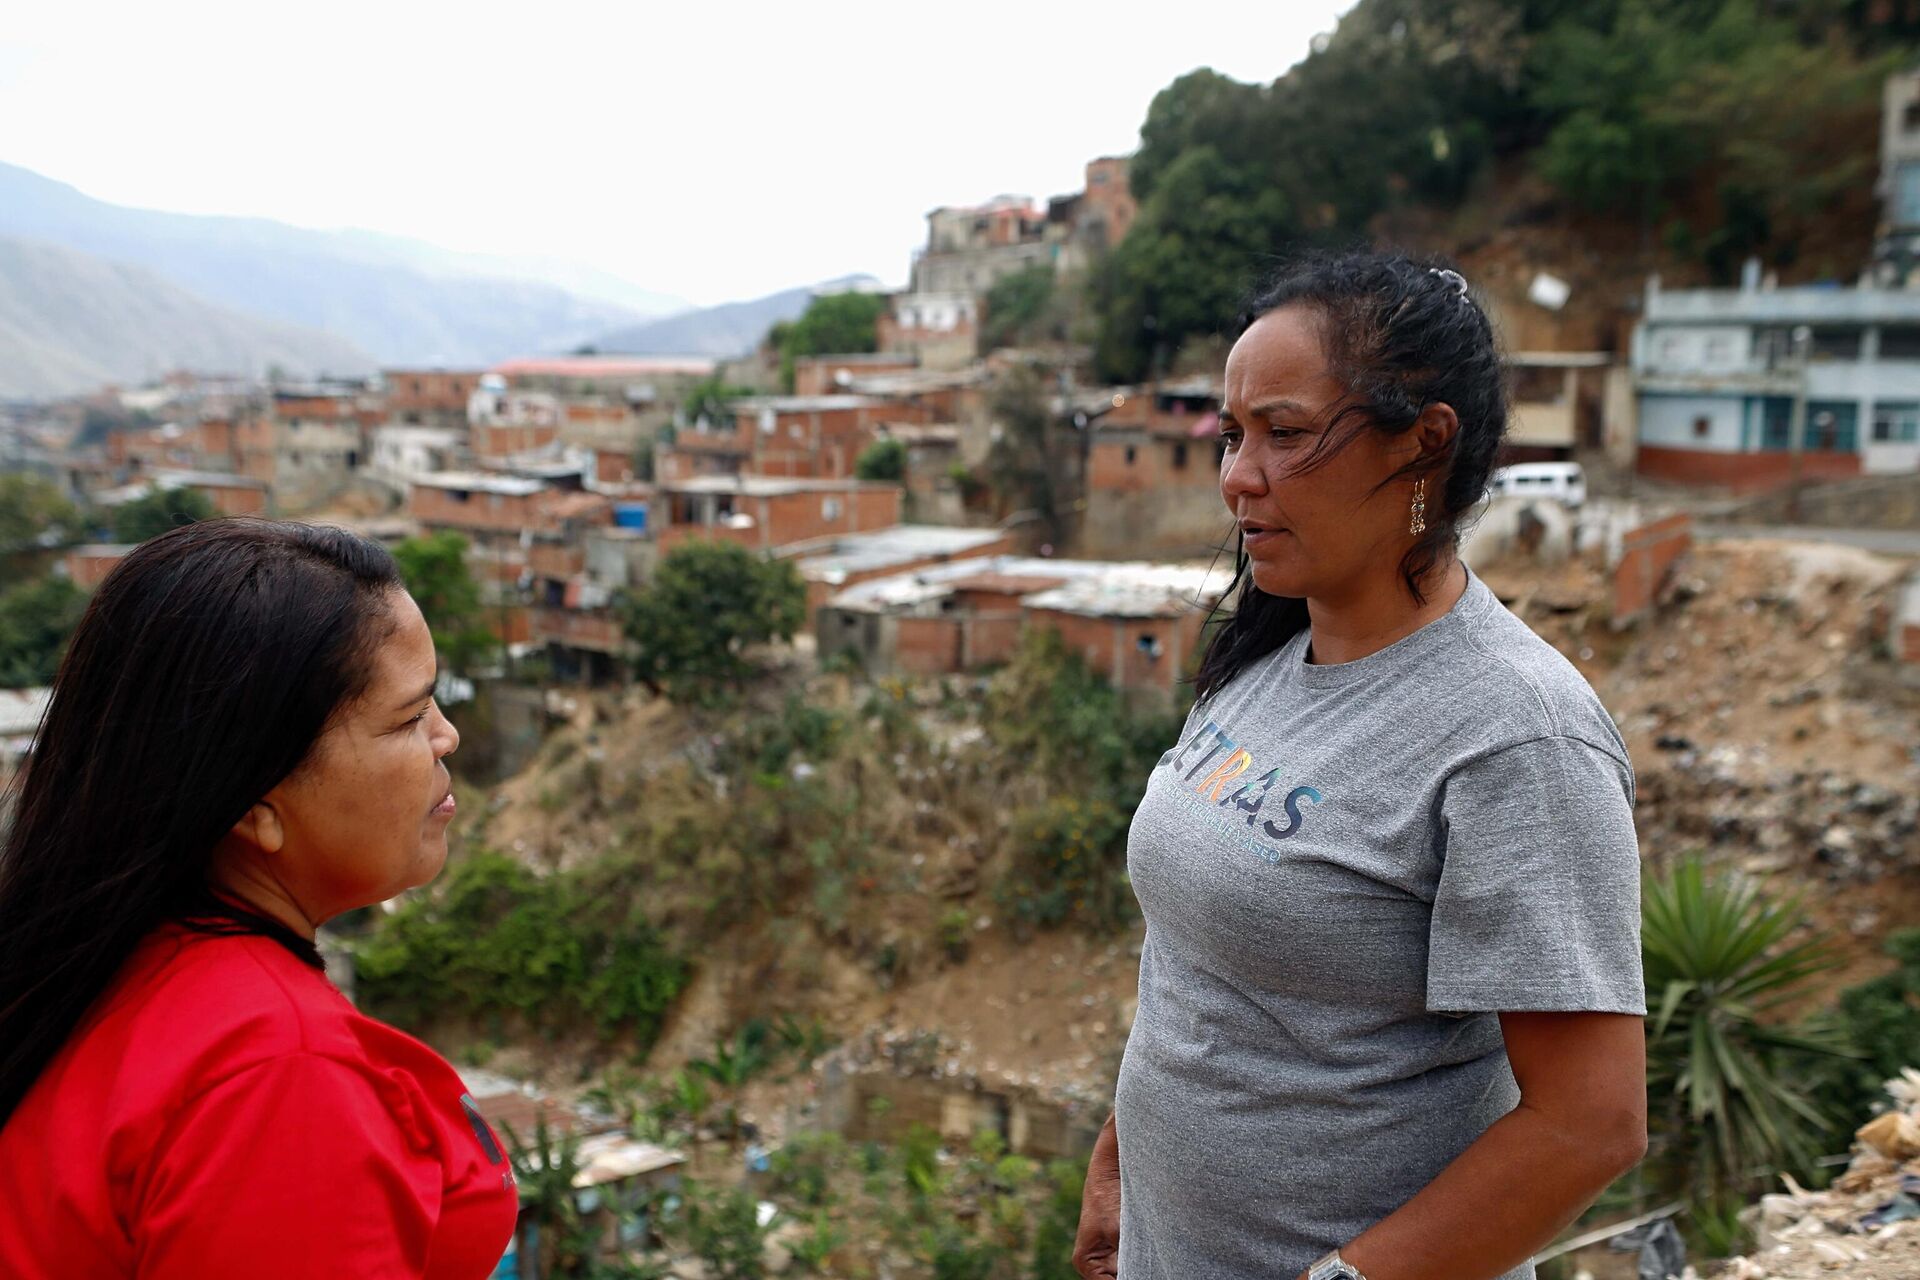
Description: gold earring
xmin=1409 ymin=478 xmax=1427 ymax=536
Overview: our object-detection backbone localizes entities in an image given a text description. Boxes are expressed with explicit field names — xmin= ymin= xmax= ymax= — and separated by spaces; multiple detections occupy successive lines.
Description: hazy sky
xmin=3 ymin=1 xmax=1352 ymax=309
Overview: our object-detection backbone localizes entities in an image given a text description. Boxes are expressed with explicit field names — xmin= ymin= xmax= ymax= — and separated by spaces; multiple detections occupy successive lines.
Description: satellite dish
xmin=1528 ymin=273 xmax=1571 ymax=312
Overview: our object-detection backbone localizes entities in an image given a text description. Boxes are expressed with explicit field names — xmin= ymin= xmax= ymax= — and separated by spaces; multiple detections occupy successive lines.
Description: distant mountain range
xmin=588 ymin=276 xmax=884 ymax=358
xmin=0 ymin=235 xmax=372 ymax=399
xmin=0 ymin=162 xmax=687 ymax=383
xmin=0 ymin=160 xmax=876 ymax=399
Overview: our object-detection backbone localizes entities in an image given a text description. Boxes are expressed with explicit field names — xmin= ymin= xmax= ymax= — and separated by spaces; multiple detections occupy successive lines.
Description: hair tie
xmin=1428 ymin=267 xmax=1471 ymax=305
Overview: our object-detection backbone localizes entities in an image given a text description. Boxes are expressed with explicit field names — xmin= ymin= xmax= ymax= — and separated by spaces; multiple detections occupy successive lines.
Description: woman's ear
xmin=227 ymin=801 xmax=285 ymax=856
xmin=1413 ymin=402 xmax=1460 ymax=459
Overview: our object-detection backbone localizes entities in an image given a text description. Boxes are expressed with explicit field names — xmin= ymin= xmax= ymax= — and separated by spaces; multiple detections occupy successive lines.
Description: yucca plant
xmin=1640 ymin=857 xmax=1855 ymax=1205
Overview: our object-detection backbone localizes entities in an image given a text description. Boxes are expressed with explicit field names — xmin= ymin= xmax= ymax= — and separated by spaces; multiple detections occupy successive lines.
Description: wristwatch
xmin=1308 ymin=1248 xmax=1368 ymax=1280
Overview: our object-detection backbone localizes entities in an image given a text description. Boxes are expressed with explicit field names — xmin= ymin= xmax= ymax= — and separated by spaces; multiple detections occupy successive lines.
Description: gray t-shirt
xmin=1114 ymin=567 xmax=1645 ymax=1280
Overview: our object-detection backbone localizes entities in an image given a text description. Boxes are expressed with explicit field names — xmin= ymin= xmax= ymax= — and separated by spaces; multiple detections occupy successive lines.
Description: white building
xmin=368 ymin=425 xmax=465 ymax=488
xmin=1631 ymin=266 xmax=1920 ymax=490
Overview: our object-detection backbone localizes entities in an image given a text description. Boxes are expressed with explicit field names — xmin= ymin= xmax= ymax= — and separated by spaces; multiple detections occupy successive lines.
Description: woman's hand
xmin=1073 ymin=1112 xmax=1122 ymax=1279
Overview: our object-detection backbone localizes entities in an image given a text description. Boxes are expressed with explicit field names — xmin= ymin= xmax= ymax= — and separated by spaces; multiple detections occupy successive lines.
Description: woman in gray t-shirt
xmin=1073 ymin=252 xmax=1647 ymax=1280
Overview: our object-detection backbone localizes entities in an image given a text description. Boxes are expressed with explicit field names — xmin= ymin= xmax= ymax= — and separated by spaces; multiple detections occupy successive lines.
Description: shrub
xmin=854 ymin=437 xmax=907 ymax=482
xmin=355 ymin=850 xmax=689 ymax=1045
xmin=1640 ymin=858 xmax=1853 ymax=1209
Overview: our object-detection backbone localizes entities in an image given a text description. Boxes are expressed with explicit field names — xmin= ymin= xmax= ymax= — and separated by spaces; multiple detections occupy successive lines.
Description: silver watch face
xmin=1310 ymin=1255 xmax=1362 ymax=1280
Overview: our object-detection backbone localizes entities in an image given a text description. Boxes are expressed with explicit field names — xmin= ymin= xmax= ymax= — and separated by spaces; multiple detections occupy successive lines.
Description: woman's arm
xmin=135 ymin=1053 xmax=441 ymax=1279
xmin=1313 ymin=1011 xmax=1647 ymax=1280
xmin=1073 ymin=1111 xmax=1123 ymax=1279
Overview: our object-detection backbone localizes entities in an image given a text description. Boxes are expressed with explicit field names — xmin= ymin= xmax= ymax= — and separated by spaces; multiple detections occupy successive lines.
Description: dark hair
xmin=0 ymin=519 xmax=402 ymax=1126
xmin=1191 ymin=248 xmax=1509 ymax=701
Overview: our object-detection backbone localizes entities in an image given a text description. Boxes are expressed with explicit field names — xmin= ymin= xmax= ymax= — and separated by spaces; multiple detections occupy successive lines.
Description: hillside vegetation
xmin=1092 ymin=0 xmax=1907 ymax=378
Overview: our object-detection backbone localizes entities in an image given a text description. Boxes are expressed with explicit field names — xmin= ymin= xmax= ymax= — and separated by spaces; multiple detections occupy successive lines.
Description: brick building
xmin=528 ymin=528 xmax=654 ymax=684
xmin=793 ymin=354 xmax=919 ymax=397
xmin=659 ymin=395 xmax=931 ymax=482
xmin=490 ymin=355 xmax=716 ymax=455
xmin=64 ymin=544 xmax=134 ymax=590
xmin=97 ymin=469 xmax=270 ymax=518
xmin=408 ymin=473 xmax=612 ymax=635
xmin=877 ymin=293 xmax=979 ymax=371
xmin=818 ymin=555 xmax=1229 ymax=705
xmin=654 ymin=475 xmax=901 ymax=554
xmin=913 ymin=197 xmax=1060 ymax=296
xmin=1080 ymin=380 xmax=1230 ymax=559
xmin=382 ymin=369 xmax=484 ymax=428
xmin=235 ymin=386 xmax=379 ymax=506
xmin=788 ymin=524 xmax=1016 ymax=619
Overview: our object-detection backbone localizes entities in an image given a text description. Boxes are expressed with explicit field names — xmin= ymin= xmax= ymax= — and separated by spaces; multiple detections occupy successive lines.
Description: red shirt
xmin=0 ymin=924 xmax=519 ymax=1279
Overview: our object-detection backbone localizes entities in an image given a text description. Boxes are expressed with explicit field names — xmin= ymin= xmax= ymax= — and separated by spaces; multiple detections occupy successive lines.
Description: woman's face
xmin=261 ymin=588 xmax=460 ymax=919
xmin=1218 ymin=304 xmax=1420 ymax=600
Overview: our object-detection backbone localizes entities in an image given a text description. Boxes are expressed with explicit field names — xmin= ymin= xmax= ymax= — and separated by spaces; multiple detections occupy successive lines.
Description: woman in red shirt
xmin=0 ymin=519 xmax=519 ymax=1278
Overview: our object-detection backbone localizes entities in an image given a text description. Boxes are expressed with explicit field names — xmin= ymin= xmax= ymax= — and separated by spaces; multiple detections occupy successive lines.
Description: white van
xmin=1487 ymin=462 xmax=1586 ymax=507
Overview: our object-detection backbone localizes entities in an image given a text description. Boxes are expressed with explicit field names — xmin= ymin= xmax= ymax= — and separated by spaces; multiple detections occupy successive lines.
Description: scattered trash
xmin=1713 ymin=1068 xmax=1920 ymax=1277
xmin=1609 ymin=1216 xmax=1687 ymax=1280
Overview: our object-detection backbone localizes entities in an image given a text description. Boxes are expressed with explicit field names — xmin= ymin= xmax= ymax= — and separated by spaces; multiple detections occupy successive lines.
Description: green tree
xmin=0 ymin=475 xmax=80 ymax=557
xmin=0 ymin=576 xmax=86 ymax=687
xmin=111 ymin=486 xmax=215 ymax=545
xmin=1640 ymin=858 xmax=1854 ymax=1214
xmin=503 ymin=1116 xmax=595 ymax=1279
xmin=1092 ymin=145 xmax=1290 ymax=381
xmin=391 ymin=531 xmax=499 ymax=676
xmin=980 ymin=266 xmax=1061 ymax=353
xmin=983 ymin=368 xmax=1076 ymax=548
xmin=986 ymin=629 xmax=1186 ymax=930
xmin=681 ymin=375 xmax=758 ymax=429
xmin=617 ymin=541 xmax=805 ymax=704
xmin=853 ymin=437 xmax=907 ymax=482
xmin=769 ymin=292 xmax=888 ymax=391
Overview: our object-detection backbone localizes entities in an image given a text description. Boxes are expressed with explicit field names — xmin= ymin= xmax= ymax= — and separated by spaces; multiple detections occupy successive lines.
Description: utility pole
xmin=1786 ymin=324 xmax=1811 ymax=523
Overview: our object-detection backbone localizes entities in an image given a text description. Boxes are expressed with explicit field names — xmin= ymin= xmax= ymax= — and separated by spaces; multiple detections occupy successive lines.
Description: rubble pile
xmin=1712 ymin=1070 xmax=1920 ymax=1278
xmin=1634 ymin=758 xmax=1919 ymax=886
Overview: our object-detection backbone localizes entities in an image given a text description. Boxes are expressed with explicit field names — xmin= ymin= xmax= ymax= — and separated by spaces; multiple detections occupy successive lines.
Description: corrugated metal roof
xmin=1021 ymin=563 xmax=1232 ymax=618
xmin=794 ymin=526 xmax=1007 ymax=582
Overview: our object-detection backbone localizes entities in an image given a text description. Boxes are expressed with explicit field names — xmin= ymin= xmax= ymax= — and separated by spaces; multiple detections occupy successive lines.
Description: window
xmin=1703 ymin=334 xmax=1734 ymax=364
xmin=1804 ymin=401 xmax=1860 ymax=452
xmin=1898 ymin=160 xmax=1920 ymax=226
xmin=1905 ymin=100 xmax=1920 ymax=133
xmin=1692 ymin=415 xmax=1712 ymax=439
xmin=1882 ymin=327 xmax=1920 ymax=360
xmin=1872 ymin=402 xmax=1920 ymax=443
xmin=1755 ymin=397 xmax=1793 ymax=450
xmin=823 ymin=497 xmax=843 ymax=520
xmin=1124 ymin=446 xmax=1137 ymax=465
xmin=1172 ymin=442 xmax=1189 ymax=469
xmin=1809 ymin=328 xmax=1863 ymax=361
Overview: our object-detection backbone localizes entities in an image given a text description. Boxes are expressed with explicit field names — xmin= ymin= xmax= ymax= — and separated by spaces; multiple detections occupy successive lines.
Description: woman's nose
xmin=433 ymin=709 xmax=460 ymax=759
xmin=1221 ymin=445 xmax=1268 ymax=500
